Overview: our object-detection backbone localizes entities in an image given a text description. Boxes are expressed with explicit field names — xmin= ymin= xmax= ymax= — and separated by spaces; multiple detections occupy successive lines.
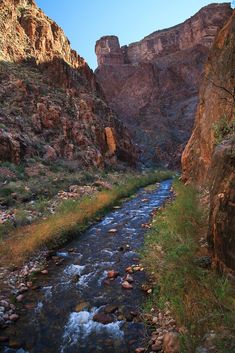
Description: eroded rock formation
xmin=95 ymin=3 xmax=232 ymax=167
xmin=182 ymin=11 xmax=235 ymax=271
xmin=0 ymin=0 xmax=137 ymax=167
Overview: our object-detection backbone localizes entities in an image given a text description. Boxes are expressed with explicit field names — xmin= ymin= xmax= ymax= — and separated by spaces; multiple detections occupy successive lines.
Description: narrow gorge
xmin=95 ymin=3 xmax=232 ymax=167
xmin=0 ymin=1 xmax=234 ymax=353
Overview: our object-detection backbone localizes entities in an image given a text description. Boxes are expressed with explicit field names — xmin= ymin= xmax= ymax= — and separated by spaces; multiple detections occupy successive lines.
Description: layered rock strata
xmin=0 ymin=0 xmax=137 ymax=167
xmin=95 ymin=3 xmax=232 ymax=167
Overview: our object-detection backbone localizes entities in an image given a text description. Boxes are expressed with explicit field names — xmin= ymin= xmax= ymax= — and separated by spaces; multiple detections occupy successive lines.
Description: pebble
xmin=0 ymin=300 xmax=9 ymax=308
xmin=16 ymin=295 xmax=24 ymax=302
xmin=104 ymin=304 xmax=118 ymax=314
xmin=125 ymin=266 xmax=133 ymax=274
xmin=9 ymin=314 xmax=19 ymax=321
xmin=122 ymin=281 xmax=133 ymax=289
xmin=152 ymin=316 xmax=158 ymax=324
xmin=41 ymin=269 xmax=48 ymax=275
xmin=163 ymin=332 xmax=180 ymax=353
xmin=124 ymin=274 xmax=134 ymax=283
xmin=108 ymin=229 xmax=118 ymax=234
xmin=152 ymin=342 xmax=162 ymax=351
xmin=93 ymin=312 xmax=113 ymax=325
xmin=135 ymin=348 xmax=145 ymax=353
xmin=75 ymin=302 xmax=90 ymax=312
xmin=107 ymin=270 xmax=119 ymax=279
xmin=18 ymin=287 xmax=28 ymax=293
xmin=71 ymin=274 xmax=80 ymax=283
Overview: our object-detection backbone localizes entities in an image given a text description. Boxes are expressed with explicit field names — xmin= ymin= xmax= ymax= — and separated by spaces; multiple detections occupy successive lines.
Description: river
xmin=2 ymin=179 xmax=172 ymax=353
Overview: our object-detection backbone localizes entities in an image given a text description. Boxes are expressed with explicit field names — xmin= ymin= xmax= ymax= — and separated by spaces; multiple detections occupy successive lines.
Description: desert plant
xmin=14 ymin=208 xmax=29 ymax=227
xmin=213 ymin=114 xmax=235 ymax=145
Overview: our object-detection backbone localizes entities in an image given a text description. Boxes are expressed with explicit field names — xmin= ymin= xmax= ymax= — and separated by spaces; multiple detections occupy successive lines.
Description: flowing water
xmin=2 ymin=179 xmax=172 ymax=353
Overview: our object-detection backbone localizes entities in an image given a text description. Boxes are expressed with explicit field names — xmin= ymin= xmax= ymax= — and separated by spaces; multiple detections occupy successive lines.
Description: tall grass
xmin=142 ymin=180 xmax=235 ymax=353
xmin=0 ymin=170 xmax=172 ymax=266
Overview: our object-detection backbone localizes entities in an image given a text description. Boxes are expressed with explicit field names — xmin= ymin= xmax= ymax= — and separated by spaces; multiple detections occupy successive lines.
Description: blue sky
xmin=36 ymin=1 xmax=232 ymax=70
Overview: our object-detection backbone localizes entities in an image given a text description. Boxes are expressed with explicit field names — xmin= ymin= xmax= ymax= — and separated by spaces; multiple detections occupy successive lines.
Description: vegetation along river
xmin=3 ymin=179 xmax=172 ymax=353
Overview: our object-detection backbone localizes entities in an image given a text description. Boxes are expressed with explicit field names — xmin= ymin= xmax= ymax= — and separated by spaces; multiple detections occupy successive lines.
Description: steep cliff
xmin=182 ymin=11 xmax=235 ymax=271
xmin=95 ymin=3 xmax=232 ymax=167
xmin=0 ymin=0 xmax=137 ymax=168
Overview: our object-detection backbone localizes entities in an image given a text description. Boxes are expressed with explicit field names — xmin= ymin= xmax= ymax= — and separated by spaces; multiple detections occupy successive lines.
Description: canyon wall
xmin=95 ymin=3 xmax=232 ymax=167
xmin=0 ymin=0 xmax=137 ymax=168
xmin=182 ymin=11 xmax=235 ymax=271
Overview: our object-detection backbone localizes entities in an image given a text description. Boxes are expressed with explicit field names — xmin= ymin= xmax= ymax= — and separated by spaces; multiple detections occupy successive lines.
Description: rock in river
xmin=93 ymin=312 xmax=114 ymax=325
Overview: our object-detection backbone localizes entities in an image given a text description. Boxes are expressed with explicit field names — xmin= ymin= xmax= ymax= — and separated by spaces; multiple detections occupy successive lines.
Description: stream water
xmin=2 ymin=179 xmax=172 ymax=353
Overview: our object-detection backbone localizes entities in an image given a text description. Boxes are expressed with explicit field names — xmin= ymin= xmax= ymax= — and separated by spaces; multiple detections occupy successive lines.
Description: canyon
xmin=0 ymin=0 xmax=137 ymax=169
xmin=182 ymin=10 xmax=235 ymax=272
xmin=0 ymin=1 xmax=234 ymax=352
xmin=95 ymin=3 xmax=232 ymax=167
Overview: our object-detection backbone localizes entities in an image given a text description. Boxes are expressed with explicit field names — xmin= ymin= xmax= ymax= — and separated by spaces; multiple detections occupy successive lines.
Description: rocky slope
xmin=0 ymin=0 xmax=137 ymax=168
xmin=182 ymin=11 xmax=235 ymax=271
xmin=95 ymin=3 xmax=232 ymax=167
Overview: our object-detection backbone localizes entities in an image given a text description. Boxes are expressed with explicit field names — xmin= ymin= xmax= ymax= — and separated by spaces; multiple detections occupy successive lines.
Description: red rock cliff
xmin=0 ymin=0 xmax=137 ymax=167
xmin=95 ymin=3 xmax=232 ymax=167
xmin=182 ymin=11 xmax=235 ymax=271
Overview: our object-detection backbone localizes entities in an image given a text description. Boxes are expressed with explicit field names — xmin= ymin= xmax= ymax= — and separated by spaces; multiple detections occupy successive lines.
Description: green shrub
xmin=0 ymin=222 xmax=14 ymax=241
xmin=0 ymin=188 xmax=13 ymax=198
xmin=142 ymin=180 xmax=235 ymax=353
xmin=213 ymin=114 xmax=235 ymax=145
xmin=33 ymin=196 xmax=49 ymax=214
xmin=14 ymin=208 xmax=29 ymax=227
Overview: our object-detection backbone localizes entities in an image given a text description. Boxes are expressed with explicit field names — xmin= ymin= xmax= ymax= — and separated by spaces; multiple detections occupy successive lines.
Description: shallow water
xmin=2 ymin=179 xmax=172 ymax=353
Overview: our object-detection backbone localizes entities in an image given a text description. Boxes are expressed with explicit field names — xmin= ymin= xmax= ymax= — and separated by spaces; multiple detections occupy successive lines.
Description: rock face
xmin=95 ymin=3 xmax=232 ymax=167
xmin=208 ymin=141 xmax=235 ymax=271
xmin=182 ymin=11 xmax=235 ymax=271
xmin=0 ymin=0 xmax=137 ymax=167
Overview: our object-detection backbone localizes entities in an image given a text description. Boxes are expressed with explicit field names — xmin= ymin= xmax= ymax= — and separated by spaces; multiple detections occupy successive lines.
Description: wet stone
xmin=93 ymin=312 xmax=114 ymax=325
xmin=107 ymin=270 xmax=119 ymax=279
xmin=75 ymin=302 xmax=90 ymax=312
xmin=124 ymin=274 xmax=134 ymax=283
xmin=71 ymin=274 xmax=80 ymax=283
xmin=8 ymin=339 xmax=23 ymax=349
xmin=122 ymin=281 xmax=133 ymax=289
xmin=104 ymin=304 xmax=118 ymax=314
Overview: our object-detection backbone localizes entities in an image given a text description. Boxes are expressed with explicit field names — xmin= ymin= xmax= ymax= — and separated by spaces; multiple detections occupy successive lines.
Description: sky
xmin=36 ymin=0 xmax=233 ymax=70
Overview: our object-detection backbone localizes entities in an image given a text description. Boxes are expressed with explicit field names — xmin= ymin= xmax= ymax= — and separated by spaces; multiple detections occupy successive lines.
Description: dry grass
xmin=0 ymin=170 xmax=172 ymax=266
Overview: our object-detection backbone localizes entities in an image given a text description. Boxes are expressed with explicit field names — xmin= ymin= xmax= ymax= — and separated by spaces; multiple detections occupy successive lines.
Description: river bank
xmin=0 ymin=174 xmax=172 ymax=352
